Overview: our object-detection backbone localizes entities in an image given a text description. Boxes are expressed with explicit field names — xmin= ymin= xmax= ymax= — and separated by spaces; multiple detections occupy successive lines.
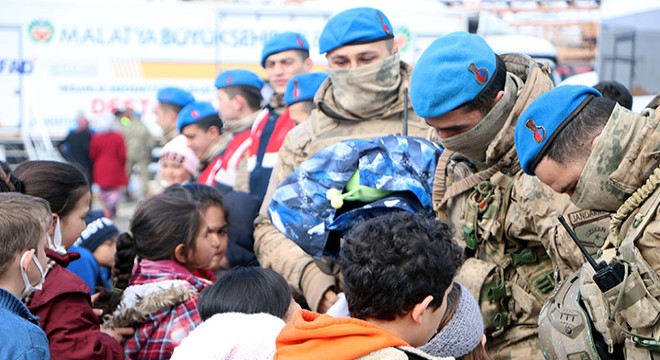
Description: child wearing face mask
xmin=12 ymin=160 xmax=131 ymax=360
xmin=0 ymin=193 xmax=51 ymax=360
xmin=104 ymin=191 xmax=222 ymax=360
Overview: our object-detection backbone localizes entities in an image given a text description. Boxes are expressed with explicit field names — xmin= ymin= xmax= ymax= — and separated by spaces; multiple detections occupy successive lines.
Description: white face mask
xmin=48 ymin=217 xmax=66 ymax=254
xmin=20 ymin=251 xmax=46 ymax=298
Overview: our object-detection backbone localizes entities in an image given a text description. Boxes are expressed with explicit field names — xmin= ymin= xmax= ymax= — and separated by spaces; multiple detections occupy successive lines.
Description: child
xmin=104 ymin=191 xmax=222 ymax=359
xmin=68 ymin=210 xmax=118 ymax=293
xmin=12 ymin=160 xmax=129 ymax=359
xmin=420 ymin=282 xmax=491 ymax=360
xmin=275 ymin=211 xmax=464 ymax=359
xmin=158 ymin=135 xmax=199 ymax=189
xmin=171 ymin=267 xmax=300 ymax=359
xmin=0 ymin=193 xmax=51 ymax=359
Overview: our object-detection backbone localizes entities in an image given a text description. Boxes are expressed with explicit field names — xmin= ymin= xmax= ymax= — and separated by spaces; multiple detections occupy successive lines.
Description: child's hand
xmin=317 ymin=288 xmax=339 ymax=313
xmin=101 ymin=326 xmax=135 ymax=344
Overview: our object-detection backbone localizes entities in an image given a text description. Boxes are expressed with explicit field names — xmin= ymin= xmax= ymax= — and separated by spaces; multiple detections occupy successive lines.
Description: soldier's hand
xmin=317 ymin=288 xmax=339 ymax=313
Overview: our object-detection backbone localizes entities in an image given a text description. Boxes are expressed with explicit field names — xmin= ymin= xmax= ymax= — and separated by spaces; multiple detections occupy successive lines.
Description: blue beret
xmin=283 ymin=72 xmax=328 ymax=106
xmin=319 ymin=7 xmax=394 ymax=54
xmin=176 ymin=101 xmax=220 ymax=133
xmin=215 ymin=69 xmax=264 ymax=90
xmin=261 ymin=32 xmax=309 ymax=67
xmin=515 ymin=85 xmax=602 ymax=175
xmin=410 ymin=32 xmax=497 ymax=119
xmin=157 ymin=87 xmax=195 ymax=107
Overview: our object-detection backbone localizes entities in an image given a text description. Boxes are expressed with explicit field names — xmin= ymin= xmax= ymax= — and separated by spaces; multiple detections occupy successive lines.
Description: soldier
xmin=247 ymin=32 xmax=313 ymax=202
xmin=283 ymin=72 xmax=328 ymax=125
xmin=253 ymin=7 xmax=436 ymax=313
xmin=214 ymin=69 xmax=270 ymax=191
xmin=515 ymin=85 xmax=660 ymax=359
xmin=409 ymin=32 xmax=610 ymax=359
xmin=177 ymin=101 xmax=231 ymax=186
xmin=154 ymin=87 xmax=195 ymax=145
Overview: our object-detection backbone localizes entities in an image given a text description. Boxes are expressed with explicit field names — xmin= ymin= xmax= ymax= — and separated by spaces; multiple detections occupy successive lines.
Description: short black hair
xmin=197 ymin=267 xmax=292 ymax=321
xmin=160 ymin=102 xmax=185 ymax=115
xmin=463 ymin=55 xmax=507 ymax=116
xmin=189 ymin=113 xmax=223 ymax=133
xmin=165 ymin=183 xmax=229 ymax=221
xmin=593 ymin=81 xmax=632 ymax=110
xmin=546 ymin=96 xmax=615 ymax=165
xmin=341 ymin=211 xmax=464 ymax=321
xmin=222 ymin=85 xmax=263 ymax=112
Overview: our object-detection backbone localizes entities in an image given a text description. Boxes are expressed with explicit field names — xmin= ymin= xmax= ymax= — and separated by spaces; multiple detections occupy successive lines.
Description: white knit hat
xmin=160 ymin=135 xmax=199 ymax=176
xmin=419 ymin=281 xmax=484 ymax=358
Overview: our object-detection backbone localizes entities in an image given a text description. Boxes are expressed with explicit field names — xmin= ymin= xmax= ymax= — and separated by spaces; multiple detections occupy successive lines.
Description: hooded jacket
xmin=275 ymin=310 xmax=453 ymax=360
xmin=25 ymin=249 xmax=124 ymax=360
xmin=254 ymin=60 xmax=437 ymax=312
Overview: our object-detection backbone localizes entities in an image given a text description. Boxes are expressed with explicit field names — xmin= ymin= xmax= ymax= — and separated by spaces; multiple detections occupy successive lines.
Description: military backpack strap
xmin=438 ymin=147 xmax=517 ymax=208
xmin=432 ymin=149 xmax=455 ymax=213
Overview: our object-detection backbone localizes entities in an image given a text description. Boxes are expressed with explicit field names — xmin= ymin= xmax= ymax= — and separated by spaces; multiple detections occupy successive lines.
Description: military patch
xmin=567 ymin=351 xmax=591 ymax=360
xmin=567 ymin=209 xmax=610 ymax=256
xmin=377 ymin=13 xmax=392 ymax=35
xmin=525 ymin=119 xmax=546 ymax=143
xmin=468 ymin=63 xmax=489 ymax=85
xmin=293 ymin=80 xmax=299 ymax=99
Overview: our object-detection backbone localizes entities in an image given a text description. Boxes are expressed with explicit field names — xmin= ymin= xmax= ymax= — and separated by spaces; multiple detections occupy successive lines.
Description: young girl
xmin=12 ymin=160 xmax=129 ymax=360
xmin=171 ymin=267 xmax=300 ymax=360
xmin=104 ymin=191 xmax=221 ymax=360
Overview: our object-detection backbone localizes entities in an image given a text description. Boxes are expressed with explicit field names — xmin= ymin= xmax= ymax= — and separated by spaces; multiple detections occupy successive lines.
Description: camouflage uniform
xmin=254 ymin=56 xmax=437 ymax=311
xmin=435 ymin=54 xmax=610 ymax=359
xmin=568 ymin=99 xmax=660 ymax=359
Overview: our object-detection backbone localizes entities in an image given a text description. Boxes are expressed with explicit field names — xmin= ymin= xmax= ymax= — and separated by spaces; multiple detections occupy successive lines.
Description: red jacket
xmin=26 ymin=249 xmax=124 ymax=360
xmin=89 ymin=131 xmax=128 ymax=188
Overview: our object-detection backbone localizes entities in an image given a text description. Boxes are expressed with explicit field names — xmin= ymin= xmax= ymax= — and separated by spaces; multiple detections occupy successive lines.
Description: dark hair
xmin=341 ymin=211 xmax=464 ymax=321
xmin=0 ymin=164 xmax=24 ymax=193
xmin=222 ymin=85 xmax=264 ymax=112
xmin=463 ymin=55 xmax=507 ymax=116
xmin=160 ymin=102 xmax=185 ymax=115
xmin=545 ymin=97 xmax=615 ymax=166
xmin=593 ymin=81 xmax=632 ymax=110
xmin=190 ymin=114 xmax=223 ymax=133
xmin=294 ymin=49 xmax=310 ymax=62
xmin=197 ymin=267 xmax=292 ymax=321
xmin=109 ymin=192 xmax=203 ymax=312
xmin=12 ymin=160 xmax=89 ymax=217
xmin=166 ymin=183 xmax=228 ymax=219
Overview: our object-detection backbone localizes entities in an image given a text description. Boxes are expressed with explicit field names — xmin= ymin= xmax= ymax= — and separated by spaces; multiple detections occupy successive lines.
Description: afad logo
xmin=28 ymin=20 xmax=54 ymax=44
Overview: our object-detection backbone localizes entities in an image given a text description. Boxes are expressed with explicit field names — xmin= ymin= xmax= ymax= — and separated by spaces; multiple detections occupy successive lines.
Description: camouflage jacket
xmin=254 ymin=61 xmax=437 ymax=312
xmin=576 ymin=99 xmax=660 ymax=358
xmin=435 ymin=54 xmax=610 ymax=359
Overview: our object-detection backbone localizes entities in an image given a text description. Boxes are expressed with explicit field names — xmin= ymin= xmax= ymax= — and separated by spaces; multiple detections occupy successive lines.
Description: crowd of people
xmin=0 ymin=5 xmax=658 ymax=360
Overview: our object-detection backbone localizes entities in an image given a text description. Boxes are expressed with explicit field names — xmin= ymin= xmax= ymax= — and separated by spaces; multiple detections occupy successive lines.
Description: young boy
xmin=68 ymin=210 xmax=119 ymax=293
xmin=0 ymin=193 xmax=52 ymax=359
xmin=275 ymin=212 xmax=464 ymax=359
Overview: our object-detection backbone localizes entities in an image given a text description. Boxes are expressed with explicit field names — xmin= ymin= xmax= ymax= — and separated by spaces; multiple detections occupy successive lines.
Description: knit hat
xmin=160 ymin=135 xmax=200 ymax=176
xmin=261 ymin=32 xmax=309 ymax=67
xmin=410 ymin=32 xmax=497 ymax=119
xmin=73 ymin=210 xmax=119 ymax=253
xmin=319 ymin=7 xmax=394 ymax=54
xmin=515 ymin=85 xmax=602 ymax=175
xmin=420 ymin=282 xmax=484 ymax=358
xmin=157 ymin=87 xmax=195 ymax=107
xmin=176 ymin=101 xmax=221 ymax=133
xmin=284 ymin=72 xmax=328 ymax=106
xmin=215 ymin=69 xmax=265 ymax=90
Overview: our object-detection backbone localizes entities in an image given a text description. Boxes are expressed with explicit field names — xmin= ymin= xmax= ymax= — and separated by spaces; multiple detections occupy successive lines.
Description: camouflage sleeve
xmin=509 ymin=174 xmax=587 ymax=279
xmin=234 ymin=151 xmax=249 ymax=193
xmin=253 ymin=120 xmax=336 ymax=311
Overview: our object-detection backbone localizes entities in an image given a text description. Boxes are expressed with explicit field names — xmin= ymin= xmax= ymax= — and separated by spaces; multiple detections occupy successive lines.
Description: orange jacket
xmin=275 ymin=310 xmax=407 ymax=360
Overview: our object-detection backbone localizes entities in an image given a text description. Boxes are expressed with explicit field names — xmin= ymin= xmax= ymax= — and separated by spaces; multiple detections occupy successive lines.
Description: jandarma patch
xmin=226 ymin=73 xmax=233 ymax=85
xmin=377 ymin=13 xmax=392 ymax=34
xmin=525 ymin=119 xmax=546 ymax=143
xmin=293 ymin=80 xmax=300 ymax=99
xmin=468 ymin=63 xmax=489 ymax=84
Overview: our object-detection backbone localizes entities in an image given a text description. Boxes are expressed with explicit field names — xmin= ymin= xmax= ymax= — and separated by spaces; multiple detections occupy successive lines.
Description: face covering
xmin=48 ymin=217 xmax=67 ymax=254
xmin=328 ymin=52 xmax=401 ymax=119
xmin=20 ymin=251 xmax=46 ymax=298
xmin=439 ymin=73 xmax=517 ymax=163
